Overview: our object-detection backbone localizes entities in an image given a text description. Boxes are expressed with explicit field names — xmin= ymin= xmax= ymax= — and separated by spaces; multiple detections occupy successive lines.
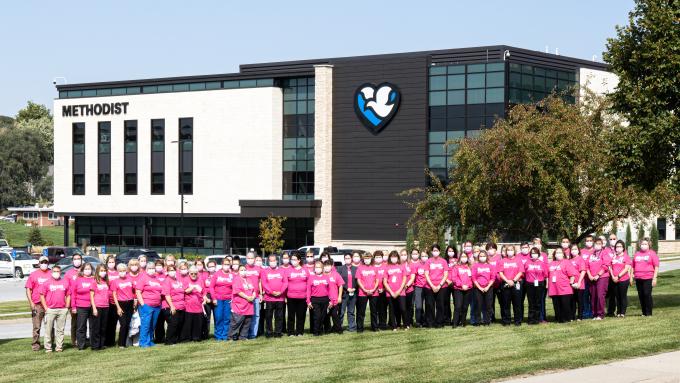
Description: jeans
xmin=339 ymin=293 xmax=357 ymax=331
xmin=468 ymin=288 xmax=477 ymax=325
xmin=247 ymin=297 xmax=260 ymax=339
xmin=213 ymin=299 xmax=232 ymax=340
xmin=414 ymin=287 xmax=425 ymax=326
xmin=138 ymin=304 xmax=161 ymax=348
xmin=582 ymin=280 xmax=593 ymax=318
xmin=44 ymin=308 xmax=68 ymax=351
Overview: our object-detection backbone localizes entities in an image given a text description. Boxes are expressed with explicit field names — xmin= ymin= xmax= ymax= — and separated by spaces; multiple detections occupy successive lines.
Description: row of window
xmin=429 ymin=63 xmax=505 ymax=106
xmin=282 ymin=77 xmax=315 ymax=200
xmin=72 ymin=118 xmax=193 ymax=196
xmin=59 ymin=79 xmax=275 ymax=99
xmin=508 ymin=63 xmax=578 ymax=104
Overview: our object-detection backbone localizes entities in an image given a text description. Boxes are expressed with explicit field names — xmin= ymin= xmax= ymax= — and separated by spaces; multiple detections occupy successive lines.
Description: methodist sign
xmin=354 ymin=82 xmax=400 ymax=135
xmin=62 ymin=102 xmax=129 ymax=117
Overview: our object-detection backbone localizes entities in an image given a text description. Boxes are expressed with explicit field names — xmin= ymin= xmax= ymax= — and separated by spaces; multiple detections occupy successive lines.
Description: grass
xmin=0 ymin=221 xmax=73 ymax=248
xmin=0 ymin=300 xmax=30 ymax=319
xmin=1 ymin=271 xmax=679 ymax=383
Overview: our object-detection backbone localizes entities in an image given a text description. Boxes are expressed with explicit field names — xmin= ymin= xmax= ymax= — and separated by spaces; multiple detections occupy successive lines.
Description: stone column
xmin=313 ymin=64 xmax=333 ymax=244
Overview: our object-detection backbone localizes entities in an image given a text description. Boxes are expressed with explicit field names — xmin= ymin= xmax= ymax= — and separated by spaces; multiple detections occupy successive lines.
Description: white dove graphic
xmin=362 ymin=85 xmax=396 ymax=118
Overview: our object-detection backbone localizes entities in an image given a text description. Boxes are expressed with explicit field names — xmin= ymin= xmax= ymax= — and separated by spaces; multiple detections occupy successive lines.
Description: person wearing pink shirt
xmin=580 ymin=235 xmax=595 ymax=319
xmin=587 ymin=237 xmax=611 ymax=320
xmin=244 ymin=252 xmax=262 ymax=339
xmin=498 ymin=245 xmax=524 ymax=326
xmin=279 ymin=252 xmax=291 ymax=334
xmin=486 ymin=243 xmax=502 ymax=322
xmin=64 ymin=253 xmax=83 ymax=348
xmin=162 ymin=265 xmax=186 ymax=345
xmin=609 ymin=240 xmax=632 ymax=317
xmin=285 ymin=254 xmax=308 ymax=336
xmin=324 ymin=260 xmax=345 ymax=334
xmin=135 ymin=263 xmax=164 ymax=347
xmin=39 ymin=265 xmax=71 ymax=353
xmin=306 ymin=261 xmax=331 ymax=336
xmin=356 ymin=253 xmax=379 ymax=332
xmin=111 ymin=263 xmax=135 ymax=348
xmin=103 ymin=255 xmax=119 ymax=348
xmin=632 ymin=237 xmax=659 ymax=316
xmin=338 ymin=253 xmax=359 ymax=332
xmin=524 ymin=247 xmax=549 ymax=325
xmin=261 ymin=255 xmax=288 ymax=338
xmin=568 ymin=244 xmax=587 ymax=320
xmin=472 ymin=250 xmax=496 ymax=326
xmin=210 ymin=256 xmax=234 ymax=341
xmin=25 ymin=255 xmax=52 ymax=351
xmin=89 ymin=264 xmax=110 ymax=350
xmin=153 ymin=259 xmax=170 ymax=344
xmin=372 ymin=251 xmax=388 ymax=331
xmin=383 ymin=251 xmax=407 ymax=331
xmin=603 ymin=233 xmax=619 ymax=317
xmin=451 ymin=254 xmax=473 ymax=327
xmin=229 ymin=265 xmax=256 ymax=341
xmin=181 ymin=265 xmax=207 ymax=342
xmin=400 ymin=249 xmax=415 ymax=329
xmin=445 ymin=245 xmax=460 ymax=326
xmin=424 ymin=244 xmax=449 ymax=328
xmin=198 ymin=259 xmax=217 ymax=341
xmin=71 ymin=262 xmax=95 ymax=350
xmin=547 ymin=249 xmax=578 ymax=323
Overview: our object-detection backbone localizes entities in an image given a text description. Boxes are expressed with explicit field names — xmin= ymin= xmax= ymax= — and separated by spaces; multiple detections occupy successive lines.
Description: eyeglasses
xmin=40 ymin=261 xmax=48 ymax=264
xmin=189 ymin=273 xmax=197 ymax=276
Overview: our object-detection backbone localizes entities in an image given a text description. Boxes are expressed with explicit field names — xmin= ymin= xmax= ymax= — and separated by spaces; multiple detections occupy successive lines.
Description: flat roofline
xmin=56 ymin=45 xmax=609 ymax=92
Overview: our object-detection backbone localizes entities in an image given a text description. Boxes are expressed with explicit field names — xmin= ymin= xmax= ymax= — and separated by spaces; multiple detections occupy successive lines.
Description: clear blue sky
xmin=0 ymin=0 xmax=633 ymax=116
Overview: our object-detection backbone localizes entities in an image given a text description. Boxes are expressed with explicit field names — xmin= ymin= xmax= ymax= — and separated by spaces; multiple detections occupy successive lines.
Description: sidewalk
xmin=501 ymin=351 xmax=680 ymax=383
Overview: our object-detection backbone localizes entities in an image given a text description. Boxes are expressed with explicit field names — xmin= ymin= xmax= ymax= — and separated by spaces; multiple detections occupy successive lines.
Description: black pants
xmin=552 ymin=294 xmax=573 ymax=323
xmin=614 ymin=281 xmax=629 ymax=315
xmin=424 ymin=288 xmax=447 ymax=327
xmin=452 ymin=289 xmax=471 ymax=327
xmin=404 ymin=291 xmax=414 ymax=327
xmin=104 ymin=303 xmax=118 ymax=347
xmin=636 ymin=279 xmax=654 ymax=316
xmin=75 ymin=307 xmax=91 ymax=350
xmin=443 ymin=288 xmax=453 ymax=325
xmin=264 ymin=301 xmax=284 ymax=337
xmin=606 ymin=278 xmax=617 ymax=316
xmin=572 ymin=289 xmax=585 ymax=320
xmin=89 ymin=307 xmax=108 ymax=350
xmin=181 ymin=312 xmax=203 ymax=342
xmin=202 ymin=303 xmax=214 ymax=340
xmin=281 ymin=300 xmax=287 ymax=334
xmin=286 ymin=298 xmax=306 ymax=336
xmin=116 ymin=301 xmax=134 ymax=347
xmin=228 ymin=313 xmax=252 ymax=340
xmin=492 ymin=287 xmax=502 ymax=322
xmin=310 ymin=296 xmax=329 ymax=336
xmin=356 ymin=295 xmax=378 ymax=332
xmin=323 ymin=304 xmax=342 ymax=334
xmin=474 ymin=288 xmax=494 ymax=325
xmin=387 ymin=295 xmax=406 ymax=329
xmin=154 ymin=308 xmax=170 ymax=344
xmin=165 ymin=309 xmax=185 ymax=344
xmin=500 ymin=284 xmax=523 ymax=325
xmin=376 ymin=292 xmax=388 ymax=330
xmin=525 ymin=282 xmax=545 ymax=324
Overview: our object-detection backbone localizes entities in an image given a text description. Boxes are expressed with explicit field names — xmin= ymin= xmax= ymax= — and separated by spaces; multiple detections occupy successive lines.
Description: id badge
xmin=551 ymin=276 xmax=557 ymax=283
xmin=534 ymin=280 xmax=538 ymax=287
xmin=515 ymin=282 xmax=520 ymax=290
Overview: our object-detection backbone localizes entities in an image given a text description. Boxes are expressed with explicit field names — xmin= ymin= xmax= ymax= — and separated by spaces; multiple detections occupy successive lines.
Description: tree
xmin=27 ymin=227 xmax=45 ymax=246
xmin=0 ymin=225 xmax=5 ymax=239
xmin=636 ymin=222 xmax=645 ymax=248
xmin=604 ymin=0 xmax=680 ymax=192
xmin=258 ymin=214 xmax=287 ymax=255
xmin=405 ymin=228 xmax=415 ymax=252
xmin=626 ymin=223 xmax=632 ymax=246
xmin=404 ymin=93 xmax=677 ymax=244
xmin=650 ymin=222 xmax=659 ymax=252
xmin=15 ymin=101 xmax=52 ymax=123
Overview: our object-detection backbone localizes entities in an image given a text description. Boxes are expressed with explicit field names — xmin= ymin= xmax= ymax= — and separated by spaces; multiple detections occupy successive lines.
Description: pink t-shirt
xmin=414 ymin=261 xmax=428 ymax=288
xmin=184 ymin=277 xmax=206 ymax=314
xmin=471 ymin=263 xmax=496 ymax=288
xmin=548 ymin=260 xmax=578 ymax=296
xmin=499 ymin=257 xmax=524 ymax=281
xmin=64 ymin=268 xmax=79 ymax=282
xmin=25 ymin=270 xmax=52 ymax=304
xmin=610 ymin=252 xmax=632 ymax=282
xmin=128 ymin=273 xmax=143 ymax=291
xmin=374 ymin=263 xmax=386 ymax=291
xmin=524 ymin=259 xmax=549 ymax=283
xmin=107 ymin=270 xmax=120 ymax=304
xmin=424 ymin=257 xmax=449 ymax=288
xmin=384 ymin=264 xmax=406 ymax=296
xmin=210 ymin=270 xmax=234 ymax=301
xmin=137 ymin=275 xmax=163 ymax=307
xmin=403 ymin=262 xmax=415 ymax=294
xmin=451 ymin=265 xmax=473 ymax=290
xmin=71 ymin=276 xmax=94 ymax=308
xmin=489 ymin=254 xmax=502 ymax=287
xmin=231 ymin=276 xmax=255 ymax=316
xmin=92 ymin=281 xmax=109 ymax=308
xmin=327 ymin=271 xmax=345 ymax=304
xmin=111 ymin=277 xmax=135 ymax=302
xmin=569 ymin=256 xmax=587 ymax=289
xmin=261 ymin=267 xmax=288 ymax=302
xmin=356 ymin=265 xmax=379 ymax=297
xmin=587 ymin=251 xmax=612 ymax=278
xmin=632 ymin=250 xmax=659 ymax=280
xmin=40 ymin=277 xmax=71 ymax=309
xmin=306 ymin=274 xmax=331 ymax=304
xmin=286 ymin=267 xmax=309 ymax=299
xmin=244 ymin=265 xmax=262 ymax=298
xmin=162 ymin=277 xmax=186 ymax=311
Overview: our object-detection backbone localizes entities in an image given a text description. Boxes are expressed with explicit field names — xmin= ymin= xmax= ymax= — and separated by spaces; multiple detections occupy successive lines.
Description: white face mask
xmin=118 ymin=272 xmax=126 ymax=278
xmin=146 ymin=269 xmax=155 ymax=276
xmin=52 ymin=272 xmax=60 ymax=279
xmin=400 ymin=255 xmax=408 ymax=262
xmin=180 ymin=269 xmax=189 ymax=275
xmin=98 ymin=271 xmax=107 ymax=278
xmin=107 ymin=262 xmax=115 ymax=270
xmin=521 ymin=248 xmax=530 ymax=255
xmin=73 ymin=259 xmax=82 ymax=267
xmin=323 ymin=266 xmax=332 ymax=273
xmin=531 ymin=253 xmax=539 ymax=260
xmin=306 ymin=257 xmax=314 ymax=264
xmin=432 ymin=250 xmax=440 ymax=257
xmin=374 ymin=257 xmax=383 ymax=264
xmin=320 ymin=257 xmax=328 ymax=263
xmin=269 ymin=261 xmax=277 ymax=268
xmin=585 ymin=241 xmax=593 ymax=248
xmin=83 ymin=269 xmax=92 ymax=276
xmin=208 ymin=266 xmax=216 ymax=273
xmin=616 ymin=247 xmax=624 ymax=254
xmin=449 ymin=251 xmax=456 ymax=256
xmin=196 ymin=265 xmax=204 ymax=272
xmin=571 ymin=248 xmax=579 ymax=256
xmin=139 ymin=261 xmax=147 ymax=269
xmin=478 ymin=256 xmax=487 ymax=262
xmin=168 ymin=271 xmax=176 ymax=278
xmin=353 ymin=256 xmax=361 ymax=264
xmin=561 ymin=242 xmax=570 ymax=249
xmin=507 ymin=250 xmax=515 ymax=257
xmin=282 ymin=258 xmax=290 ymax=265
xmin=155 ymin=266 xmax=164 ymax=273
xmin=411 ymin=253 xmax=420 ymax=261
xmin=232 ymin=264 xmax=240 ymax=271
xmin=40 ymin=263 xmax=48 ymax=271
xmin=291 ymin=260 xmax=300 ymax=267
xmin=555 ymin=253 xmax=564 ymax=261
xmin=640 ymin=244 xmax=649 ymax=251
xmin=246 ymin=259 xmax=255 ymax=266
xmin=488 ymin=249 xmax=496 ymax=256
xmin=460 ymin=257 xmax=468 ymax=264
xmin=166 ymin=261 xmax=175 ymax=267
xmin=609 ymin=239 xmax=617 ymax=247
xmin=130 ymin=266 xmax=139 ymax=272
xmin=363 ymin=259 xmax=371 ymax=265
xmin=594 ymin=244 xmax=602 ymax=251
xmin=421 ymin=257 xmax=429 ymax=262
xmin=314 ymin=268 xmax=323 ymax=274
xmin=221 ymin=264 xmax=229 ymax=271
xmin=390 ymin=257 xmax=398 ymax=263
xmin=255 ymin=261 xmax=263 ymax=267
xmin=463 ymin=247 xmax=472 ymax=253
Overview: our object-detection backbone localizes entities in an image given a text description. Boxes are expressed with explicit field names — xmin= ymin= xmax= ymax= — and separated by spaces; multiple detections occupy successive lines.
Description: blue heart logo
xmin=354 ymin=82 xmax=401 ymax=135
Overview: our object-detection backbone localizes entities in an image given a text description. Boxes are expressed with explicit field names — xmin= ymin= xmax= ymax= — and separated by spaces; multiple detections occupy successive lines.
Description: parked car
xmin=114 ymin=249 xmax=161 ymax=266
xmin=297 ymin=245 xmax=338 ymax=256
xmin=0 ymin=250 xmax=37 ymax=278
xmin=0 ymin=239 xmax=12 ymax=252
xmin=203 ymin=254 xmax=246 ymax=266
xmin=55 ymin=256 xmax=101 ymax=268
xmin=43 ymin=246 xmax=86 ymax=265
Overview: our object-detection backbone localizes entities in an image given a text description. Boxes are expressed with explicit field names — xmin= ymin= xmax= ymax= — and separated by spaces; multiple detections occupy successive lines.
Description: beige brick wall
xmin=313 ymin=65 xmax=333 ymax=244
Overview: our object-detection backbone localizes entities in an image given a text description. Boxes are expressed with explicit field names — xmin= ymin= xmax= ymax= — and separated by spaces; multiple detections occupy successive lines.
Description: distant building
xmin=7 ymin=204 xmax=73 ymax=227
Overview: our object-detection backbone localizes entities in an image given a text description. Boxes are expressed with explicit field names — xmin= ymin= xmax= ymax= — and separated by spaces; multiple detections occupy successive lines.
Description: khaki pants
xmin=44 ymin=308 xmax=68 ymax=351
xmin=31 ymin=304 xmax=47 ymax=350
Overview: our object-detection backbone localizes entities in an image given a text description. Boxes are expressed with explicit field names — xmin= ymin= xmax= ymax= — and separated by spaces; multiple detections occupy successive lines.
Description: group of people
xmin=25 ymin=233 xmax=660 ymax=353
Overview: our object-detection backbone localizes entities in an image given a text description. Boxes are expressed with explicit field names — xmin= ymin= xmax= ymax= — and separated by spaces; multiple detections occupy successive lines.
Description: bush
xmin=405 ymin=228 xmax=415 ymax=252
xmin=0 ymin=225 xmax=4 ymax=239
xmin=651 ymin=222 xmax=659 ymax=252
xmin=27 ymin=227 xmax=45 ymax=246
xmin=626 ymin=223 xmax=632 ymax=246
xmin=636 ymin=223 xmax=645 ymax=249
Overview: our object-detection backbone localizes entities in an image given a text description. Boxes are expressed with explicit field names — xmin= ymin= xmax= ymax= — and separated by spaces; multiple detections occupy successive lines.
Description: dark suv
xmin=114 ymin=249 xmax=161 ymax=266
xmin=43 ymin=246 xmax=86 ymax=265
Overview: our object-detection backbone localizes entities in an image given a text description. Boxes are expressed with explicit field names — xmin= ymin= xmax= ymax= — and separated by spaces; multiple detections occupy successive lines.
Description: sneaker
xmin=55 ymin=349 xmax=62 ymax=353
xmin=45 ymin=349 xmax=52 ymax=353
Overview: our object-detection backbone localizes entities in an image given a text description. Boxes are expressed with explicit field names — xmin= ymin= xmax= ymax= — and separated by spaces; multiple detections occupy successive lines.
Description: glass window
xmin=522 ymin=74 xmax=533 ymax=89
xmin=428 ymin=131 xmax=446 ymax=143
xmin=124 ymin=121 xmax=137 ymax=153
xmin=256 ymin=78 xmax=274 ymax=87
xmin=429 ymin=144 xmax=445 ymax=156
xmin=126 ymin=87 xmax=141 ymax=94
xmin=467 ymin=89 xmax=485 ymax=104
xmin=447 ymin=130 xmax=465 ymax=140
xmin=82 ymin=89 xmax=96 ymax=97
xmin=189 ymin=83 xmax=206 ymax=91
xmin=486 ymin=88 xmax=504 ymax=103
xmin=96 ymin=88 xmax=112 ymax=96
xmin=467 ymin=73 xmax=485 ymax=88
xmin=172 ymin=83 xmax=189 ymax=92
xmin=67 ymin=90 xmax=82 ymax=98
xmin=158 ymin=84 xmax=172 ymax=92
xmin=447 ymin=65 xmax=465 ymax=74
xmin=429 ymin=91 xmax=446 ymax=106
xmin=151 ymin=120 xmax=164 ymax=152
xmin=446 ymin=118 xmax=465 ymax=131
xmin=487 ymin=62 xmax=504 ymax=72
xmin=151 ymin=173 xmax=164 ymax=195
xmin=429 ymin=66 xmax=446 ymax=75
xmin=486 ymin=72 xmax=504 ymax=87
xmin=143 ymin=86 xmax=158 ymax=93
xmin=467 ymin=63 xmax=485 ymax=73
xmin=284 ymin=101 xmax=297 ymax=114
xmin=428 ymin=156 xmax=447 ymax=168
xmin=124 ymin=174 xmax=137 ymax=195
xmin=522 ymin=65 xmax=533 ymax=74
xmin=205 ymin=81 xmax=221 ymax=90
xmin=446 ymin=90 xmax=465 ymax=105
xmin=447 ymin=75 xmax=465 ymax=89
xmin=239 ymin=79 xmax=257 ymax=88
xmin=429 ymin=76 xmax=446 ymax=90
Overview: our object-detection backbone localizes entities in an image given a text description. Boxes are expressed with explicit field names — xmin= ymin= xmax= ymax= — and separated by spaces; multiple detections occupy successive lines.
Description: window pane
xmin=256 ymin=78 xmax=274 ymax=87
xmin=447 ymin=75 xmax=465 ymax=89
xmin=158 ymin=84 xmax=172 ymax=92
xmin=82 ymin=89 xmax=96 ymax=97
xmin=126 ymin=87 xmax=141 ymax=94
xmin=486 ymin=72 xmax=504 ymax=88
xmin=429 ymin=76 xmax=446 ymax=90
xmin=284 ymin=101 xmax=297 ymax=115
xmin=428 ymin=156 xmax=447 ymax=168
xmin=429 ymin=91 xmax=446 ymax=106
xmin=205 ymin=81 xmax=221 ymax=90
xmin=447 ymin=130 xmax=465 ymax=140
xmin=223 ymin=80 xmax=239 ymax=89
xmin=467 ymin=64 xmax=485 ymax=73
xmin=428 ymin=131 xmax=446 ymax=143
xmin=487 ymin=62 xmax=504 ymax=72
xmin=467 ymin=89 xmax=485 ymax=104
xmin=446 ymin=90 xmax=465 ymax=105
xmin=447 ymin=65 xmax=465 ymax=74
xmin=486 ymin=88 xmax=504 ymax=103
xmin=173 ymin=83 xmax=189 ymax=92
xmin=97 ymin=89 xmax=112 ymax=96
xmin=429 ymin=143 xmax=445 ymax=156
xmin=189 ymin=83 xmax=206 ymax=91
xmin=143 ymin=86 xmax=158 ymax=93
xmin=467 ymin=73 xmax=485 ymax=88
xmin=509 ymin=72 xmax=521 ymax=88
xmin=429 ymin=66 xmax=446 ymax=75
xmin=239 ymin=79 xmax=257 ymax=88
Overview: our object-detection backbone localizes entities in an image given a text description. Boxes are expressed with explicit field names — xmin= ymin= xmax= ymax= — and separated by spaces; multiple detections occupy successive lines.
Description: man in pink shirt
xmin=244 ymin=251 xmax=262 ymax=339
xmin=25 ymin=255 xmax=52 ymax=351
xmin=39 ymin=265 xmax=71 ymax=352
xmin=261 ymin=255 xmax=288 ymax=338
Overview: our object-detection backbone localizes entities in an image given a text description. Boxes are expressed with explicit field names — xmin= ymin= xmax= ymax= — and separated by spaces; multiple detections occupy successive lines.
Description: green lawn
xmin=1 ymin=271 xmax=679 ymax=383
xmin=0 ymin=221 xmax=73 ymax=247
xmin=0 ymin=300 xmax=29 ymax=317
